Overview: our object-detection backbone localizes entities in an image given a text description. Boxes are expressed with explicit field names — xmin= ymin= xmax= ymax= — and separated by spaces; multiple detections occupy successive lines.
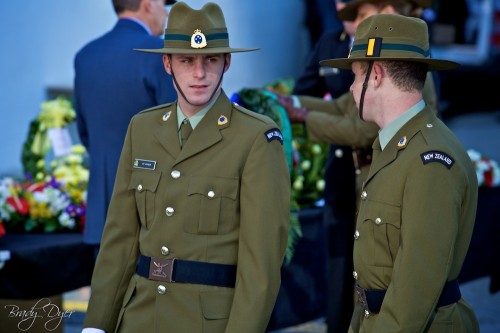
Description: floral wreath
xmin=231 ymin=78 xmax=328 ymax=264
xmin=0 ymin=97 xmax=88 ymax=237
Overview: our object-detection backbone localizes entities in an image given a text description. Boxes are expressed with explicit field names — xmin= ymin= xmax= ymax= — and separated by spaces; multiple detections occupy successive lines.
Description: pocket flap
xmin=362 ymin=201 xmax=401 ymax=228
xmin=187 ymin=176 xmax=238 ymax=200
xmin=200 ymin=290 xmax=234 ymax=319
xmin=127 ymin=170 xmax=161 ymax=192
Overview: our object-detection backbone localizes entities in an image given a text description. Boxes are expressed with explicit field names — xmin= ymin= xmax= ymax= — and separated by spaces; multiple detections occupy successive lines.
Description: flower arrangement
xmin=231 ymin=78 xmax=328 ymax=263
xmin=0 ymin=97 xmax=88 ymax=237
xmin=467 ymin=149 xmax=500 ymax=187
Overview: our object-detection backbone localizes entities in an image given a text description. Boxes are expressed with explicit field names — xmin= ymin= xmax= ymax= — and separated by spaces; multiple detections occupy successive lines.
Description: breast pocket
xmin=184 ymin=176 xmax=239 ymax=235
xmin=359 ymin=200 xmax=401 ymax=267
xmin=128 ymin=170 xmax=161 ymax=229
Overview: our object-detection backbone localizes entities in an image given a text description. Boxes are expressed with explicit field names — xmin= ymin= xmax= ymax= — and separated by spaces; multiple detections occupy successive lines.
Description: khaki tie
xmin=180 ymin=119 xmax=193 ymax=147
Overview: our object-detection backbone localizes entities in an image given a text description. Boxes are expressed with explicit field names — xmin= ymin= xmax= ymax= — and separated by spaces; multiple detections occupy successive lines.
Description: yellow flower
xmin=38 ymin=97 xmax=75 ymax=129
xmin=300 ymin=160 xmax=311 ymax=171
xmin=311 ymin=144 xmax=322 ymax=155
xmin=316 ymin=179 xmax=325 ymax=191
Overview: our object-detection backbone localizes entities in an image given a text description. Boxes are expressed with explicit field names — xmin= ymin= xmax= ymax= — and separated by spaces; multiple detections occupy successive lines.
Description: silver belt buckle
xmin=149 ymin=257 xmax=175 ymax=282
xmin=355 ymin=283 xmax=371 ymax=318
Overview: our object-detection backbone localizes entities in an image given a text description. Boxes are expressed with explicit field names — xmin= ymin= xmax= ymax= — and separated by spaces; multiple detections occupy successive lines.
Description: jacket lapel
xmin=174 ymin=93 xmax=232 ymax=166
xmin=154 ymin=103 xmax=181 ymax=159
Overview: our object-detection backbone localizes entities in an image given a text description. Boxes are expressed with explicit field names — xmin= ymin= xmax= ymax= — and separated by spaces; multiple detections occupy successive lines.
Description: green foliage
xmin=234 ymin=78 xmax=328 ymax=264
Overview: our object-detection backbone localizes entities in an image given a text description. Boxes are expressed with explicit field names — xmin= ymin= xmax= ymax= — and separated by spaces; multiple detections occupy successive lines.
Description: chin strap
xmin=358 ymin=61 xmax=374 ymax=121
xmin=168 ymin=55 xmax=226 ymax=107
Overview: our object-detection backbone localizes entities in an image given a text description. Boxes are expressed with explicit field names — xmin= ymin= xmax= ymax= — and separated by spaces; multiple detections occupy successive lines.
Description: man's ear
xmin=224 ymin=53 xmax=231 ymax=73
xmin=163 ymin=55 xmax=172 ymax=75
xmin=372 ymin=63 xmax=384 ymax=87
xmin=143 ymin=0 xmax=154 ymax=12
xmin=380 ymin=5 xmax=397 ymax=14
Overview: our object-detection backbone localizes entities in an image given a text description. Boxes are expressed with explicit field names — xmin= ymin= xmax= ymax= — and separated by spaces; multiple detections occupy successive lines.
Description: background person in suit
xmin=321 ymin=13 xmax=479 ymax=332
xmin=74 ymin=0 xmax=177 ymax=257
xmin=82 ymin=2 xmax=290 ymax=333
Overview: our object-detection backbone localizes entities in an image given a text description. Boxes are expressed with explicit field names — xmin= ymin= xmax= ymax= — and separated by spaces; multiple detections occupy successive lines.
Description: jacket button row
xmin=158 ymin=285 xmax=166 ymax=295
xmin=361 ymin=191 xmax=367 ymax=200
xmin=354 ymin=230 xmax=360 ymax=240
xmin=165 ymin=207 xmax=174 ymax=216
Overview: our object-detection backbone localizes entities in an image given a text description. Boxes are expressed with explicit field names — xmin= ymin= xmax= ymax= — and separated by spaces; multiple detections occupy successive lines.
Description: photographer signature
xmin=4 ymin=298 xmax=73 ymax=331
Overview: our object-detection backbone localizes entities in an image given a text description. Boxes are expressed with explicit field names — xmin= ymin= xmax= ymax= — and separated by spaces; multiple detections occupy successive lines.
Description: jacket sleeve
xmin=301 ymin=93 xmax=379 ymax=148
xmin=224 ymin=122 xmax=290 ymax=333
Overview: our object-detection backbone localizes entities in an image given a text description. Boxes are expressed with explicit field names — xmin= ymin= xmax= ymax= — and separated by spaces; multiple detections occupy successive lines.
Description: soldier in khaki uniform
xmin=82 ymin=2 xmax=290 ymax=333
xmin=321 ymin=14 xmax=479 ymax=332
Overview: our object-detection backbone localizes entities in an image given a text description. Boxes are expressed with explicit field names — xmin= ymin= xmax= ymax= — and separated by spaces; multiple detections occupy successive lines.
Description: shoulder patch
xmin=265 ymin=128 xmax=283 ymax=145
xmin=420 ymin=150 xmax=455 ymax=169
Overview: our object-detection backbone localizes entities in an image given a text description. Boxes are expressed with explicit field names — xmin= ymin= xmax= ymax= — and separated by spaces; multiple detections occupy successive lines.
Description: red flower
xmin=6 ymin=196 xmax=30 ymax=215
xmin=0 ymin=223 xmax=5 ymax=238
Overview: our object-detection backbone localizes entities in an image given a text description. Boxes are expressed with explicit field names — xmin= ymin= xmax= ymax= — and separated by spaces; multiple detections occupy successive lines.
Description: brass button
xmin=364 ymin=310 xmax=370 ymax=318
xmin=208 ymin=190 xmax=215 ymax=198
xmin=375 ymin=217 xmax=382 ymax=224
xmin=137 ymin=184 xmax=143 ymax=191
xmin=157 ymin=285 xmax=166 ymax=295
xmin=161 ymin=246 xmax=169 ymax=255
xmin=335 ymin=149 xmax=343 ymax=158
xmin=171 ymin=170 xmax=181 ymax=179
xmin=427 ymin=123 xmax=433 ymax=128
xmin=353 ymin=271 xmax=358 ymax=280
xmin=165 ymin=207 xmax=174 ymax=216
xmin=354 ymin=230 xmax=360 ymax=240
xmin=361 ymin=191 xmax=367 ymax=200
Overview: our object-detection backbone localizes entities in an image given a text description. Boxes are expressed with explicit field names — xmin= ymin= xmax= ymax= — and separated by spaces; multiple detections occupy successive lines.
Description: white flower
xmin=58 ymin=212 xmax=75 ymax=229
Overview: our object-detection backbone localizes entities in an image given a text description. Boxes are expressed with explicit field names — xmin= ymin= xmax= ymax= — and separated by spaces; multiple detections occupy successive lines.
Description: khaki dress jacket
xmin=84 ymin=92 xmax=290 ymax=333
xmin=349 ymin=106 xmax=479 ymax=332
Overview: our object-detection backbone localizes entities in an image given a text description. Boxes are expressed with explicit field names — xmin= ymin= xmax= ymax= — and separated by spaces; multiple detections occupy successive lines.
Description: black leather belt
xmin=355 ymin=279 xmax=461 ymax=316
xmin=136 ymin=255 xmax=236 ymax=288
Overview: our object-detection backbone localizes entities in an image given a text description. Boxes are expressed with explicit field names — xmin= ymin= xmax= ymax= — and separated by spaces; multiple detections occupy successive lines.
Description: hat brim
xmin=135 ymin=47 xmax=259 ymax=54
xmin=319 ymin=57 xmax=460 ymax=71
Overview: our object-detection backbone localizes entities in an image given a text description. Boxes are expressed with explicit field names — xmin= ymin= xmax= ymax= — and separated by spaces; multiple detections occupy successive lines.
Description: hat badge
xmin=191 ymin=29 xmax=207 ymax=49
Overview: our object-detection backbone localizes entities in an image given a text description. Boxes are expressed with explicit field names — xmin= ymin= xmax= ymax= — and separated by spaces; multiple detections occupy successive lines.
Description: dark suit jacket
xmin=292 ymin=27 xmax=355 ymax=333
xmin=74 ymin=18 xmax=177 ymax=245
xmin=293 ymin=27 xmax=353 ymax=209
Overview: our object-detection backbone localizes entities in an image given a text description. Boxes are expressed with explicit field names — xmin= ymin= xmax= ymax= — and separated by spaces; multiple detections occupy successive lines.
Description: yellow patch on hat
xmin=367 ymin=38 xmax=376 ymax=56
xmin=218 ymin=115 xmax=228 ymax=125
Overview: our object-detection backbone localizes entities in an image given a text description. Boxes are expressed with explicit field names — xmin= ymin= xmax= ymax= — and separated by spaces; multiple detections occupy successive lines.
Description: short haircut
xmin=112 ymin=0 xmax=142 ymax=14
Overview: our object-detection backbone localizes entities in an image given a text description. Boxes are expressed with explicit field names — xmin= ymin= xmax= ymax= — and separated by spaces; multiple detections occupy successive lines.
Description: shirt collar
xmin=379 ymin=100 xmax=425 ymax=150
xmin=176 ymin=91 xmax=221 ymax=130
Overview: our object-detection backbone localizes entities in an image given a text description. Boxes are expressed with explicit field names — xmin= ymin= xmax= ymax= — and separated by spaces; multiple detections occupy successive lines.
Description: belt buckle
xmin=149 ymin=257 xmax=175 ymax=282
xmin=355 ymin=284 xmax=371 ymax=318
